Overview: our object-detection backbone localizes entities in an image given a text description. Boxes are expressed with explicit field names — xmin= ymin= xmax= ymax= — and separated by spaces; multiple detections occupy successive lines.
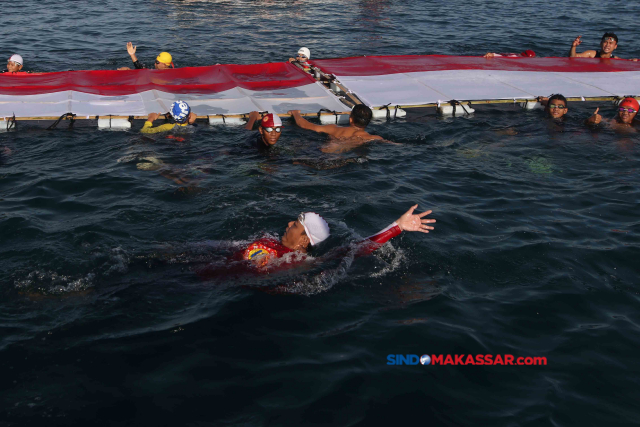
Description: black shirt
xmin=250 ymin=133 xmax=272 ymax=150
xmin=133 ymin=60 xmax=147 ymax=70
xmin=595 ymin=50 xmax=618 ymax=59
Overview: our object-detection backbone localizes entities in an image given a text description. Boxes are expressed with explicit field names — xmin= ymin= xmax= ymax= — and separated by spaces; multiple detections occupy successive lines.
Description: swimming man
xmin=586 ymin=97 xmax=638 ymax=129
xmin=118 ymin=42 xmax=174 ymax=70
xmin=288 ymin=47 xmax=312 ymax=68
xmin=287 ymin=105 xmax=382 ymax=141
xmin=141 ymin=101 xmax=196 ymax=134
xmin=483 ymin=50 xmax=536 ymax=58
xmin=200 ymin=205 xmax=435 ymax=273
xmin=537 ymin=94 xmax=569 ymax=119
xmin=245 ymin=111 xmax=283 ymax=149
xmin=570 ymin=33 xmax=620 ymax=59
xmin=2 ymin=55 xmax=26 ymax=73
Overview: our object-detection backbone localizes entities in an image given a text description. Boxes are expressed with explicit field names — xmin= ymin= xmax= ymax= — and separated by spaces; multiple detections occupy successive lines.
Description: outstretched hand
xmin=147 ymin=112 xmax=159 ymax=122
xmin=396 ymin=205 xmax=435 ymax=233
xmin=126 ymin=42 xmax=137 ymax=56
xmin=572 ymin=36 xmax=582 ymax=47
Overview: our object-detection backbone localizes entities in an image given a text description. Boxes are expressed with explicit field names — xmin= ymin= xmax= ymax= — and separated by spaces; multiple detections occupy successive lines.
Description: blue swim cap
xmin=170 ymin=100 xmax=191 ymax=123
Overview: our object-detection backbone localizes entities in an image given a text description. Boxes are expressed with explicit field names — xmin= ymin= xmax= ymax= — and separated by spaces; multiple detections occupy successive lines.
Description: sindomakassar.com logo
xmin=387 ymin=354 xmax=547 ymax=365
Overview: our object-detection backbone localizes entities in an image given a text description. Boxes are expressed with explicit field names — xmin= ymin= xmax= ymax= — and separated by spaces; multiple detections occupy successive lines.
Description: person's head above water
xmin=546 ymin=94 xmax=568 ymax=119
xmin=281 ymin=212 xmax=330 ymax=252
xmin=258 ymin=113 xmax=283 ymax=146
xmin=7 ymin=54 xmax=23 ymax=72
xmin=617 ymin=97 xmax=638 ymax=124
xmin=170 ymin=100 xmax=196 ymax=124
xmin=155 ymin=52 xmax=173 ymax=69
xmin=600 ymin=32 xmax=618 ymax=55
xmin=297 ymin=47 xmax=311 ymax=62
xmin=350 ymin=104 xmax=374 ymax=128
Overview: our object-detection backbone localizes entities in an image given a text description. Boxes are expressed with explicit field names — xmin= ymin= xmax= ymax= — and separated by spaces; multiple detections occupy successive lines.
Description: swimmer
xmin=570 ymin=33 xmax=623 ymax=59
xmin=288 ymin=47 xmax=311 ymax=68
xmin=537 ymin=94 xmax=569 ymax=119
xmin=484 ymin=50 xmax=536 ymax=58
xmin=141 ymin=100 xmax=197 ymax=134
xmin=288 ymin=105 xmax=383 ymax=148
xmin=118 ymin=42 xmax=175 ymax=70
xmin=245 ymin=111 xmax=283 ymax=149
xmin=586 ymin=97 xmax=638 ymax=129
xmin=201 ymin=205 xmax=435 ymax=272
xmin=2 ymin=54 xmax=25 ymax=73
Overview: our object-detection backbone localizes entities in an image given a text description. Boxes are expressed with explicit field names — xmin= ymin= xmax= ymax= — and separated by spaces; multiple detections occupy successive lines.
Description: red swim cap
xmin=520 ymin=50 xmax=536 ymax=57
xmin=260 ymin=113 xmax=283 ymax=128
xmin=620 ymin=97 xmax=640 ymax=111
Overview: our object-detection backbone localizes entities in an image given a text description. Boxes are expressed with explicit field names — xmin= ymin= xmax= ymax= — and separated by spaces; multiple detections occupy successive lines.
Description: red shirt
xmin=241 ymin=222 xmax=402 ymax=269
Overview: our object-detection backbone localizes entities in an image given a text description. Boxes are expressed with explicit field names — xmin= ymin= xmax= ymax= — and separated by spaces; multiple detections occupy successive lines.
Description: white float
xmin=97 ymin=118 xmax=131 ymax=130
xmin=208 ymin=116 xmax=246 ymax=126
xmin=437 ymin=103 xmax=475 ymax=116
xmin=520 ymin=100 xmax=543 ymax=110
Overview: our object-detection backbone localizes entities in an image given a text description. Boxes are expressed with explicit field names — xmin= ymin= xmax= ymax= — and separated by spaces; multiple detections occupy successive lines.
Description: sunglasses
xmin=548 ymin=105 xmax=567 ymax=110
xmin=602 ymin=37 xmax=616 ymax=43
xmin=263 ymin=127 xmax=282 ymax=133
xmin=619 ymin=107 xmax=637 ymax=113
xmin=298 ymin=213 xmax=305 ymax=225
xmin=297 ymin=55 xmax=308 ymax=60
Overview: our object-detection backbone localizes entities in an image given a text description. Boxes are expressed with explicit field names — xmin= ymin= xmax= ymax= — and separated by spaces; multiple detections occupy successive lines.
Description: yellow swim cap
xmin=156 ymin=52 xmax=172 ymax=65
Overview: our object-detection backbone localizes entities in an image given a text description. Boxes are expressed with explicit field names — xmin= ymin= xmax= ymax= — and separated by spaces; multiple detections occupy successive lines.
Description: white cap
xmin=9 ymin=54 xmax=23 ymax=65
xmin=300 ymin=212 xmax=329 ymax=246
xmin=297 ymin=47 xmax=311 ymax=60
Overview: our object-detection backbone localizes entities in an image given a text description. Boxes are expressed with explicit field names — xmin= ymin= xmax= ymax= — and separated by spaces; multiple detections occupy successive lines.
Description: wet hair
xmin=548 ymin=94 xmax=567 ymax=107
xmin=602 ymin=32 xmax=618 ymax=43
xmin=350 ymin=104 xmax=373 ymax=128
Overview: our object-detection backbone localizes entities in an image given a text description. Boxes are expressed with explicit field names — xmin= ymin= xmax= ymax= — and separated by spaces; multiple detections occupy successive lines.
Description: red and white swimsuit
xmin=241 ymin=222 xmax=402 ymax=268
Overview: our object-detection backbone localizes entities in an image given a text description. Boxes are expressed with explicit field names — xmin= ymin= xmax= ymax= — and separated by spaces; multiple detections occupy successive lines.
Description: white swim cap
xmin=300 ymin=212 xmax=329 ymax=246
xmin=9 ymin=54 xmax=23 ymax=65
xmin=297 ymin=47 xmax=311 ymax=60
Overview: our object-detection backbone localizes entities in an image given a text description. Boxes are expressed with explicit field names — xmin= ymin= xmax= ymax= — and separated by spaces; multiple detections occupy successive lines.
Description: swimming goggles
xmin=298 ymin=212 xmax=305 ymax=225
xmin=619 ymin=107 xmax=637 ymax=113
xmin=548 ymin=105 xmax=567 ymax=110
xmin=263 ymin=127 xmax=282 ymax=133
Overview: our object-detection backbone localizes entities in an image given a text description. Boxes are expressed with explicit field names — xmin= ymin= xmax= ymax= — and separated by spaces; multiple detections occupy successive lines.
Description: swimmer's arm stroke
xmin=318 ymin=205 xmax=435 ymax=262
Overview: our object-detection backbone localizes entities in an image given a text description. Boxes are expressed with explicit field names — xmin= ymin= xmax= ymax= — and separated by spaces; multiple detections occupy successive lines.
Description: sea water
xmin=1 ymin=0 xmax=639 ymax=425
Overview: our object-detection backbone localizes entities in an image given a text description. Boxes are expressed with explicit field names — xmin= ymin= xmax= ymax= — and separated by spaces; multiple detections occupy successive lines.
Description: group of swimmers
xmin=484 ymin=32 xmax=637 ymax=61
xmin=3 ymin=32 xmax=635 ymax=74
xmin=3 ymin=37 xmax=637 ymax=271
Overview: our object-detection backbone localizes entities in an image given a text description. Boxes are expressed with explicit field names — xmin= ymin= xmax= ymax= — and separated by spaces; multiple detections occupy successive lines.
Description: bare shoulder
xmin=355 ymin=129 xmax=382 ymax=140
xmin=578 ymin=50 xmax=597 ymax=58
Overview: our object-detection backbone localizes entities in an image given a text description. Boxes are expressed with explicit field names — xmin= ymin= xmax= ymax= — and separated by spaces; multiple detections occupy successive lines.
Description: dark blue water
xmin=2 ymin=1 xmax=640 ymax=425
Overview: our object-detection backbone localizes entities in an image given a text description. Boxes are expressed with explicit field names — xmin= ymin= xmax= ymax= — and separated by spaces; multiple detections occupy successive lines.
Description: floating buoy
xmin=98 ymin=118 xmax=131 ymax=130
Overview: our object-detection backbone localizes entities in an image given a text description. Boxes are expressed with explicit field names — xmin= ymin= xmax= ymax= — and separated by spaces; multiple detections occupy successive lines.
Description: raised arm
xmin=569 ymin=36 xmax=596 ymax=58
xmin=357 ymin=205 xmax=435 ymax=256
xmin=127 ymin=42 xmax=138 ymax=63
xmin=244 ymin=111 xmax=261 ymax=130
xmin=537 ymin=96 xmax=549 ymax=107
xmin=288 ymin=110 xmax=339 ymax=136
xmin=319 ymin=205 xmax=435 ymax=262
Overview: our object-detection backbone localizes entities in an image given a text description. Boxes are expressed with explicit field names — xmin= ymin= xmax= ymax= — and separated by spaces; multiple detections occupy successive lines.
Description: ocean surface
xmin=1 ymin=1 xmax=640 ymax=425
